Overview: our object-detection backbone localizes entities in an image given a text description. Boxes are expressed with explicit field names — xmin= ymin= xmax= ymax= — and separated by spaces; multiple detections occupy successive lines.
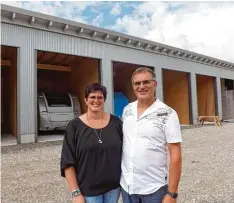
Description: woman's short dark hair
xmin=85 ymin=83 xmax=107 ymax=100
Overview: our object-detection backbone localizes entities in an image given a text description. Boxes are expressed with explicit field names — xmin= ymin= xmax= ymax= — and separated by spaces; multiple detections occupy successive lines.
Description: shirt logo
xmin=157 ymin=112 xmax=168 ymax=117
xmin=145 ymin=107 xmax=173 ymax=131
xmin=122 ymin=104 xmax=134 ymax=120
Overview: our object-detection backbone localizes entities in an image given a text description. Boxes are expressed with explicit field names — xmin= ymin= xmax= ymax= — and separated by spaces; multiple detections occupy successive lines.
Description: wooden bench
xmin=197 ymin=116 xmax=222 ymax=127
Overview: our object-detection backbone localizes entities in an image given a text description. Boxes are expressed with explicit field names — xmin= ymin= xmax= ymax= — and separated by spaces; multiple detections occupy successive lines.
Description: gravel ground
xmin=1 ymin=123 xmax=234 ymax=203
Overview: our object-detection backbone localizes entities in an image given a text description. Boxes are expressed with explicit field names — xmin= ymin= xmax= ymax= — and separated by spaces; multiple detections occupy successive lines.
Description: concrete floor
xmin=37 ymin=134 xmax=64 ymax=142
xmin=1 ymin=134 xmax=17 ymax=146
xmin=1 ymin=132 xmax=64 ymax=146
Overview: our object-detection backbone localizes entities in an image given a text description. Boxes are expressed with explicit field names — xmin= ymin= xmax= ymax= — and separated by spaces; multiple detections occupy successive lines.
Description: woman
xmin=60 ymin=83 xmax=123 ymax=203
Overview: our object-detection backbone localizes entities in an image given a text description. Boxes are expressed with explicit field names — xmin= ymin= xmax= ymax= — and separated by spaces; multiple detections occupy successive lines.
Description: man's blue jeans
xmin=121 ymin=185 xmax=168 ymax=203
xmin=84 ymin=187 xmax=120 ymax=203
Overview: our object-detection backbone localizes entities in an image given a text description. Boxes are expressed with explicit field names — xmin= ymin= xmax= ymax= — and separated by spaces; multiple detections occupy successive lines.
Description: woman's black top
xmin=60 ymin=114 xmax=123 ymax=197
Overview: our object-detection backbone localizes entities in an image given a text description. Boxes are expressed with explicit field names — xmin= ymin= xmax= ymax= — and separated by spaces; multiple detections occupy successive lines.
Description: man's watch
xmin=167 ymin=190 xmax=178 ymax=199
xmin=71 ymin=188 xmax=81 ymax=198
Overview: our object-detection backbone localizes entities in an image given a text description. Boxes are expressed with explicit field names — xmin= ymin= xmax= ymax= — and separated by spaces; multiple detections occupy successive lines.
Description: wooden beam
xmin=37 ymin=64 xmax=71 ymax=72
xmin=1 ymin=60 xmax=72 ymax=72
xmin=37 ymin=52 xmax=47 ymax=63
xmin=0 ymin=60 xmax=12 ymax=67
xmin=45 ymin=53 xmax=59 ymax=64
xmin=58 ymin=55 xmax=70 ymax=65
xmin=70 ymin=56 xmax=83 ymax=65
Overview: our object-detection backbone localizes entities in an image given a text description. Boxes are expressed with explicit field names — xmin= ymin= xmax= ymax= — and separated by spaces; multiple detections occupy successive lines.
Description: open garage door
xmin=113 ymin=61 xmax=154 ymax=118
xmin=196 ymin=75 xmax=216 ymax=117
xmin=163 ymin=69 xmax=191 ymax=125
xmin=221 ymin=78 xmax=234 ymax=120
xmin=1 ymin=46 xmax=17 ymax=145
xmin=36 ymin=50 xmax=100 ymax=137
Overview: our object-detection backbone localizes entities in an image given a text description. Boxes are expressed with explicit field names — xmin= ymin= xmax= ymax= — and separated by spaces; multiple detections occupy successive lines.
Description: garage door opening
xmin=1 ymin=46 xmax=18 ymax=145
xmin=37 ymin=50 xmax=100 ymax=138
xmin=163 ymin=69 xmax=191 ymax=125
xmin=196 ymin=74 xmax=216 ymax=117
xmin=221 ymin=78 xmax=234 ymax=120
xmin=112 ymin=61 xmax=154 ymax=118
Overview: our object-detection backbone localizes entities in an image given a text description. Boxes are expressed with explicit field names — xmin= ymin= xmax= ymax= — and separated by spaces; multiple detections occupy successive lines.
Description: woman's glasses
xmin=88 ymin=96 xmax=104 ymax=101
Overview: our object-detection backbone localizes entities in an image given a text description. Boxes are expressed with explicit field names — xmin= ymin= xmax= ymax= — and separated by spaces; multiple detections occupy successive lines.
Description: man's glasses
xmin=88 ymin=96 xmax=104 ymax=101
xmin=132 ymin=79 xmax=155 ymax=87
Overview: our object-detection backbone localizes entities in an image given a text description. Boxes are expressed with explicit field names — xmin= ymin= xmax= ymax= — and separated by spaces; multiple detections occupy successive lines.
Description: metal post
xmin=100 ymin=58 xmax=114 ymax=114
xmin=154 ymin=67 xmax=164 ymax=101
xmin=189 ymin=72 xmax=198 ymax=124
xmin=215 ymin=77 xmax=223 ymax=118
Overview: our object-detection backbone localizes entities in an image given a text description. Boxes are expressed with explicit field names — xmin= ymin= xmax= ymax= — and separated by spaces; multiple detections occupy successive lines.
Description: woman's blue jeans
xmin=84 ymin=187 xmax=120 ymax=203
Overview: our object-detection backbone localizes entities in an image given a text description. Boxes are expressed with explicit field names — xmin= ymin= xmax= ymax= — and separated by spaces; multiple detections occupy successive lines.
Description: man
xmin=120 ymin=67 xmax=182 ymax=203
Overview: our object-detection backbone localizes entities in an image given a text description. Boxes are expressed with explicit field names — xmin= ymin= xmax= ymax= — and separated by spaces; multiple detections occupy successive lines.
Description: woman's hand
xmin=73 ymin=194 xmax=85 ymax=203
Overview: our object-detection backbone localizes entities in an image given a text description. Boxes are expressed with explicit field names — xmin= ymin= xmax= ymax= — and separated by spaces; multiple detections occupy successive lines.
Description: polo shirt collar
xmin=134 ymin=98 xmax=160 ymax=120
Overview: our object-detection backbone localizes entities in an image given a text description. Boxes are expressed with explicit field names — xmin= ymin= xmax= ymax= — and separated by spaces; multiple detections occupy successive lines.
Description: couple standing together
xmin=60 ymin=67 xmax=182 ymax=203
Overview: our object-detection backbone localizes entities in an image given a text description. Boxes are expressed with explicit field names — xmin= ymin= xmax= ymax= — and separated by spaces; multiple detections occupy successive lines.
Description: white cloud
xmin=72 ymin=1 xmax=99 ymax=11
xmin=92 ymin=14 xmax=103 ymax=26
xmin=110 ymin=2 xmax=121 ymax=16
xmin=112 ymin=2 xmax=234 ymax=62
xmin=2 ymin=1 xmax=99 ymax=23
xmin=1 ymin=1 xmax=20 ymax=7
xmin=3 ymin=1 xmax=57 ymax=16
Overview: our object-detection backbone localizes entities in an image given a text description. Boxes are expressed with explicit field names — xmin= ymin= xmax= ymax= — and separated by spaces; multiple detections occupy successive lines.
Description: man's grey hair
xmin=131 ymin=67 xmax=156 ymax=82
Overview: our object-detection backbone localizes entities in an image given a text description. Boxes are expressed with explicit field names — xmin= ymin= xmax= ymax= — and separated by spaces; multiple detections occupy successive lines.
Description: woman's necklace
xmin=87 ymin=112 xmax=103 ymax=144
xmin=93 ymin=128 xmax=103 ymax=144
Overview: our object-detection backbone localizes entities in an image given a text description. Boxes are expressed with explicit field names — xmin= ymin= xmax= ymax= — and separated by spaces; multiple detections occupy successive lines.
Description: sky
xmin=2 ymin=1 xmax=234 ymax=63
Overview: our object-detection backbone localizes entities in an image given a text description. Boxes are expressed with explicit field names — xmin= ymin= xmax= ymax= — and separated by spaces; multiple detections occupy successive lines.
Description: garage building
xmin=1 ymin=4 xmax=234 ymax=144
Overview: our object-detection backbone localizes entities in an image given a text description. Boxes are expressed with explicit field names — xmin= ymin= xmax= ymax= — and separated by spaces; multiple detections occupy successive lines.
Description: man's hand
xmin=162 ymin=194 xmax=176 ymax=203
xmin=73 ymin=194 xmax=85 ymax=203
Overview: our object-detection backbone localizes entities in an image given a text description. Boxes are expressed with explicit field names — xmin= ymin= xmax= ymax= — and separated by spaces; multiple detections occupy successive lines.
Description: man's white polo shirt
xmin=120 ymin=98 xmax=182 ymax=195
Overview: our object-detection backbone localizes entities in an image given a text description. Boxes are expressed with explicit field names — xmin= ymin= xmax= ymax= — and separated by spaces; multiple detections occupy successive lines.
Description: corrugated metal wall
xmin=19 ymin=47 xmax=36 ymax=136
xmin=1 ymin=22 xmax=234 ymax=137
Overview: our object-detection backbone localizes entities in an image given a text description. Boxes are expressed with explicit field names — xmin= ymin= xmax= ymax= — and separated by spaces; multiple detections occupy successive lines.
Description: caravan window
xmin=44 ymin=92 xmax=72 ymax=107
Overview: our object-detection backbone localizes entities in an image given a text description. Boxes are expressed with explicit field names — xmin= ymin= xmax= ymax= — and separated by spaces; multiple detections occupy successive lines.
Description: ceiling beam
xmin=37 ymin=64 xmax=71 ymax=72
xmin=1 ymin=59 xmax=71 ymax=72
xmin=44 ymin=53 xmax=59 ymax=64
xmin=58 ymin=55 xmax=70 ymax=65
xmin=63 ymin=55 xmax=76 ymax=65
xmin=0 ymin=60 xmax=12 ymax=66
xmin=37 ymin=52 xmax=48 ymax=63
xmin=1 ymin=48 xmax=6 ymax=59
xmin=70 ymin=56 xmax=83 ymax=65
